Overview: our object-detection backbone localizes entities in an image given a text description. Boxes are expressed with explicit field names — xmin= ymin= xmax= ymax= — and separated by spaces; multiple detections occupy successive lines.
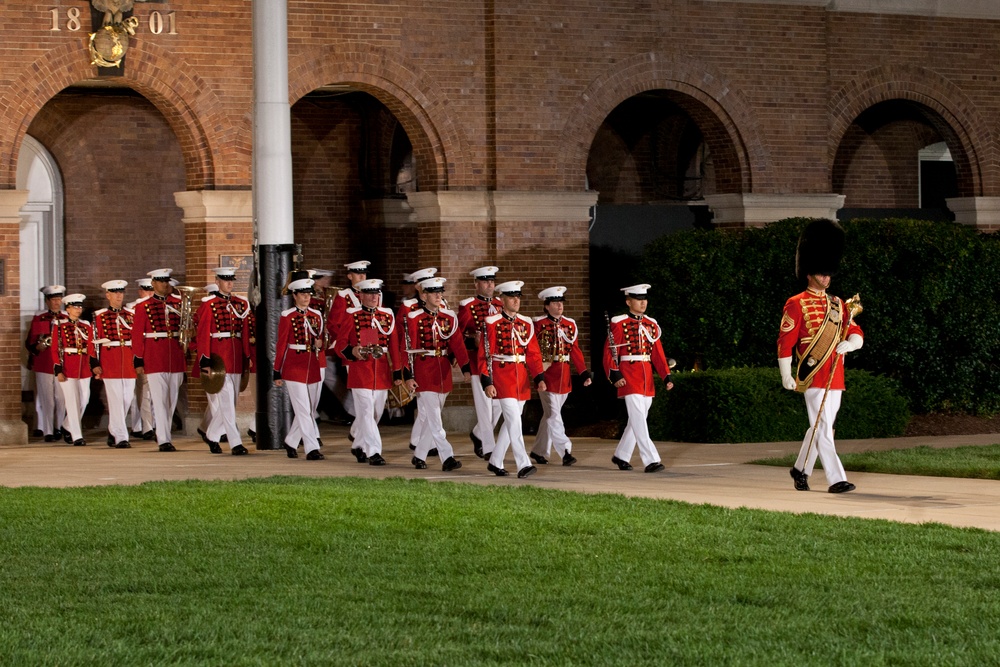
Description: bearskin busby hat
xmin=795 ymin=218 xmax=845 ymax=283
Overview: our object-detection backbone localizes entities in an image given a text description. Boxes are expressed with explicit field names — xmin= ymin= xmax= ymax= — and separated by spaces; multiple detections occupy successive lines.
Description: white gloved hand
xmin=836 ymin=333 xmax=864 ymax=355
xmin=778 ymin=356 xmax=796 ymax=391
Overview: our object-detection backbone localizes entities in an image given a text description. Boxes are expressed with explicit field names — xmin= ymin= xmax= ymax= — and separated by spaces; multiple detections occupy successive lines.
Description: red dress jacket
xmin=326 ymin=287 xmax=361 ymax=350
xmin=777 ymin=289 xmax=863 ymax=392
xmin=25 ymin=310 xmax=67 ymax=374
xmin=273 ymin=306 xmax=324 ymax=384
xmin=404 ymin=306 xmax=470 ymax=393
xmin=131 ymin=294 xmax=186 ymax=374
xmin=603 ymin=314 xmax=670 ymax=398
xmin=50 ymin=318 xmax=96 ymax=379
xmin=458 ymin=295 xmax=501 ymax=377
xmin=479 ymin=312 xmax=545 ymax=401
xmin=93 ymin=307 xmax=136 ymax=379
xmin=533 ymin=315 xmax=589 ymax=394
xmin=196 ymin=294 xmax=251 ymax=375
xmin=334 ymin=306 xmax=402 ymax=390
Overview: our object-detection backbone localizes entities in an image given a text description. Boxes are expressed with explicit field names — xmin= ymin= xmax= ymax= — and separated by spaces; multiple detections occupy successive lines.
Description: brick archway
xmin=0 ymin=40 xmax=242 ymax=191
xmin=829 ymin=64 xmax=994 ymax=197
xmin=557 ymin=52 xmax=767 ymax=193
xmin=288 ymin=44 xmax=472 ymax=192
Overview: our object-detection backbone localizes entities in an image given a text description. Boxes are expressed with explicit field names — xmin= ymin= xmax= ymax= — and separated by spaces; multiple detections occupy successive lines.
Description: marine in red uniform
xmin=274 ymin=278 xmax=325 ymax=460
xmin=603 ymin=284 xmax=672 ymax=473
xmin=402 ymin=276 xmax=470 ymax=471
xmin=457 ymin=265 xmax=502 ymax=458
xmin=529 ymin=286 xmax=592 ymax=467
xmin=778 ymin=219 xmax=863 ymax=494
xmin=480 ymin=280 xmax=546 ymax=478
xmin=127 ymin=278 xmax=156 ymax=440
xmin=325 ymin=260 xmax=371 ymax=426
xmin=196 ymin=266 xmax=251 ymax=455
xmin=51 ymin=293 xmax=98 ymax=446
xmin=131 ymin=268 xmax=186 ymax=452
xmin=26 ymin=285 xmax=68 ymax=441
xmin=395 ymin=267 xmax=437 ymax=451
xmin=93 ymin=280 xmax=136 ymax=449
xmin=333 ymin=278 xmax=404 ymax=465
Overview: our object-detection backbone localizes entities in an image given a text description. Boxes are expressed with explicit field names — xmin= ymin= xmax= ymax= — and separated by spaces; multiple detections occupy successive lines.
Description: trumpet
xmin=174 ymin=285 xmax=201 ymax=354
xmin=35 ymin=334 xmax=52 ymax=353
xmin=357 ymin=344 xmax=385 ymax=359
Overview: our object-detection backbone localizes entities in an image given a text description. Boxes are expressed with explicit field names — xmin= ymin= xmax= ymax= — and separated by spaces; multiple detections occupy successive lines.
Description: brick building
xmin=2 ymin=0 xmax=999 ymax=442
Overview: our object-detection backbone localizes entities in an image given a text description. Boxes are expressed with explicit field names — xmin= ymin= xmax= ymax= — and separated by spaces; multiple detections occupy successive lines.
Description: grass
xmin=1 ymin=477 xmax=999 ymax=665
xmin=753 ymin=443 xmax=1000 ymax=480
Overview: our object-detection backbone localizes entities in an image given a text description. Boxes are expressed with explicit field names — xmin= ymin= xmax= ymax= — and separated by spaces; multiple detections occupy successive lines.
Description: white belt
xmin=211 ymin=332 xmax=242 ymax=339
xmin=621 ymin=354 xmax=650 ymax=362
xmin=103 ymin=341 xmax=132 ymax=347
xmin=494 ymin=354 xmax=525 ymax=363
xmin=549 ymin=354 xmax=570 ymax=363
xmin=413 ymin=349 xmax=447 ymax=357
xmin=63 ymin=348 xmax=82 ymax=354
xmin=145 ymin=332 xmax=177 ymax=339
xmin=289 ymin=344 xmax=309 ymax=351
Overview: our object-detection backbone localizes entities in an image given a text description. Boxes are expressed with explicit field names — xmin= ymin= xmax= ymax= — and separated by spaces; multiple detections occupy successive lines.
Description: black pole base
xmin=254 ymin=243 xmax=296 ymax=449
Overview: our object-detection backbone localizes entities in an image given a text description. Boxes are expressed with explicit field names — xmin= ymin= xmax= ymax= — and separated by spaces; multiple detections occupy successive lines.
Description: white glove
xmin=778 ymin=356 xmax=796 ymax=391
xmin=836 ymin=334 xmax=864 ymax=355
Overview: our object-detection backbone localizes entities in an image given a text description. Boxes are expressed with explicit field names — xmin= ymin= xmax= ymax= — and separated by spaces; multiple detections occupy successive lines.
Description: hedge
xmin=637 ymin=217 xmax=1000 ymax=414
xmin=642 ymin=368 xmax=910 ymax=443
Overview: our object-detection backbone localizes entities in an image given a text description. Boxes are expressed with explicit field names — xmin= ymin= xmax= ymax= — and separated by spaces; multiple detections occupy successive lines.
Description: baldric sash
xmin=795 ymin=294 xmax=841 ymax=392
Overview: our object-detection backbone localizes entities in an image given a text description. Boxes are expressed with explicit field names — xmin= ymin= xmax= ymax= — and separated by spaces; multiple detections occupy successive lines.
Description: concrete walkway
xmin=2 ymin=424 xmax=999 ymax=531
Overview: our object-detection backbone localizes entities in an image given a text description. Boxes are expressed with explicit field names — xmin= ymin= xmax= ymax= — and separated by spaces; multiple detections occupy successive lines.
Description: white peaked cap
xmin=538 ymin=286 xmax=567 ymax=301
xmin=469 ymin=266 xmax=500 ymax=279
xmin=101 ymin=280 xmax=128 ymax=291
xmin=621 ymin=284 xmax=651 ymax=297
xmin=495 ymin=280 xmax=525 ymax=296
xmin=355 ymin=278 xmax=384 ymax=292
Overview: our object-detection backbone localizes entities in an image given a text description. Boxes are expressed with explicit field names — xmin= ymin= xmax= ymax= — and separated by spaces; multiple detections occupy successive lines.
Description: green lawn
xmin=753 ymin=443 xmax=1000 ymax=480
xmin=1 ymin=477 xmax=998 ymax=665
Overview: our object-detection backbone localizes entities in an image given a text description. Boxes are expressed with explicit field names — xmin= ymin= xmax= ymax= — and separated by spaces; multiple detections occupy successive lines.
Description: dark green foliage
xmin=645 ymin=368 xmax=909 ymax=443
xmin=639 ymin=217 xmax=1000 ymax=413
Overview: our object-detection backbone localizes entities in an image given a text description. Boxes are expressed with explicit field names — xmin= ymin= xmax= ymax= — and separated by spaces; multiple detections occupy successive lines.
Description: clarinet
xmin=604 ymin=310 xmax=619 ymax=380
xmin=481 ymin=321 xmax=492 ymax=382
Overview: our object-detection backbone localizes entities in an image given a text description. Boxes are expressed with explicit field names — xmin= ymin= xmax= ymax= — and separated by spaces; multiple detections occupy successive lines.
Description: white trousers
xmin=795 ymin=388 xmax=847 ymax=485
xmin=409 ymin=396 xmax=429 ymax=447
xmin=58 ymin=377 xmax=90 ymax=442
xmin=147 ymin=372 xmax=182 ymax=445
xmin=35 ymin=371 xmax=66 ymax=436
xmin=352 ymin=388 xmax=387 ymax=456
xmin=532 ymin=390 xmax=571 ymax=458
xmin=325 ymin=358 xmax=356 ymax=416
xmin=413 ymin=392 xmax=455 ymax=462
xmin=104 ymin=378 xmax=136 ymax=444
xmin=206 ymin=373 xmax=242 ymax=449
xmin=471 ymin=378 xmax=501 ymax=453
xmin=614 ymin=394 xmax=661 ymax=467
xmin=130 ymin=373 xmax=154 ymax=433
xmin=489 ymin=398 xmax=530 ymax=472
xmin=285 ymin=380 xmax=322 ymax=453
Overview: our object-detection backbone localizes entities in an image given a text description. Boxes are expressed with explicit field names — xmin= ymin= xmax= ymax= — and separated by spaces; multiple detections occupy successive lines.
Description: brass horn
xmin=201 ymin=353 xmax=227 ymax=394
xmin=173 ymin=285 xmax=201 ymax=355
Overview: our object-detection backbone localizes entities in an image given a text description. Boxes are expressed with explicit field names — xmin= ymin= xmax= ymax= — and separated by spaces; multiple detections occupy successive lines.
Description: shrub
xmin=637 ymin=217 xmax=1000 ymax=414
xmin=643 ymin=368 xmax=909 ymax=443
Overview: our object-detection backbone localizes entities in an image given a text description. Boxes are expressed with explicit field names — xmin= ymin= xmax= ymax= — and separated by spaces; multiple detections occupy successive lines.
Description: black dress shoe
xmin=368 ymin=453 xmax=386 ymax=466
xmin=487 ymin=463 xmax=508 ymax=477
xmin=207 ymin=440 xmax=223 ymax=454
xmin=248 ymin=429 xmax=256 ymax=443
xmin=409 ymin=443 xmax=416 ymax=450
xmin=644 ymin=462 xmax=665 ymax=473
xmin=72 ymin=438 xmax=87 ymax=446
xmin=517 ymin=465 xmax=537 ymax=479
xmin=828 ymin=481 xmax=856 ymax=494
xmin=529 ymin=452 xmax=548 ymax=465
xmin=159 ymin=442 xmax=176 ymax=452
xmin=412 ymin=456 xmax=427 ymax=469
xmin=442 ymin=457 xmax=462 ymax=471
xmin=197 ymin=428 xmax=209 ymax=444
xmin=348 ymin=433 xmax=355 ymax=443
xmin=231 ymin=445 xmax=249 ymax=456
xmin=142 ymin=430 xmax=156 ymax=441
xmin=470 ymin=431 xmax=483 ymax=458
xmin=612 ymin=456 xmax=633 ymax=471
xmin=43 ymin=433 xmax=57 ymax=442
xmin=63 ymin=429 xmax=73 ymax=444
xmin=107 ymin=435 xmax=115 ymax=447
xmin=115 ymin=441 xmax=131 ymax=449
xmin=284 ymin=445 xmax=298 ymax=459
xmin=31 ymin=429 xmax=43 ymax=438
xmin=351 ymin=447 xmax=368 ymax=463
xmin=790 ymin=467 xmax=810 ymax=491
xmin=306 ymin=450 xmax=325 ymax=461
xmin=562 ymin=452 xmax=577 ymax=466
xmin=219 ymin=434 xmax=228 ymax=443
xmin=428 ymin=448 xmax=439 ymax=457
xmin=131 ymin=430 xmax=144 ymax=439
